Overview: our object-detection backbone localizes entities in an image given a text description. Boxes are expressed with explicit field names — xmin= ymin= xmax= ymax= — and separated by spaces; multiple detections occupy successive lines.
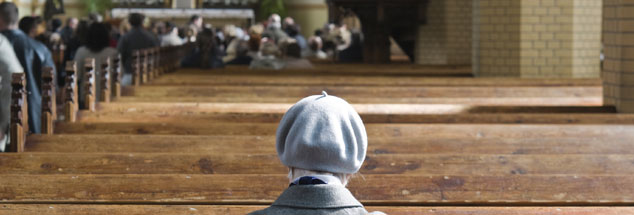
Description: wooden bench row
xmin=7 ymin=44 xmax=192 ymax=152
xmin=151 ymin=72 xmax=602 ymax=87
xmin=25 ymin=134 xmax=634 ymax=154
xmin=51 ymin=122 xmax=634 ymax=138
xmin=3 ymin=205 xmax=633 ymax=215
xmin=0 ymin=152 xmax=632 ymax=175
xmin=0 ymin=174 xmax=632 ymax=205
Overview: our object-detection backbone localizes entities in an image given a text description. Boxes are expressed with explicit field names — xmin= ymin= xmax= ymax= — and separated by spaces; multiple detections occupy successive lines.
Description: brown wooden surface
xmin=3 ymin=205 xmax=633 ymax=215
xmin=0 ymin=174 xmax=633 ymax=205
xmin=179 ymin=65 xmax=473 ymax=76
xmin=124 ymin=85 xmax=600 ymax=99
xmin=92 ymin=102 xmax=617 ymax=114
xmin=25 ymin=134 xmax=634 ymax=154
xmin=117 ymin=95 xmax=603 ymax=106
xmin=77 ymin=110 xmax=634 ymax=124
xmin=0 ymin=153 xmax=632 ymax=175
xmin=53 ymin=122 xmax=634 ymax=138
xmin=150 ymin=73 xmax=602 ymax=87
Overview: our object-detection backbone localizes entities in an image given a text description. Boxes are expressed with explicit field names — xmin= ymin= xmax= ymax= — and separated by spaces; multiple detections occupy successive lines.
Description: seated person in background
xmin=249 ymin=92 xmax=384 ymax=215
xmin=74 ymin=23 xmax=117 ymax=107
xmin=283 ymin=17 xmax=308 ymax=51
xmin=226 ymin=40 xmax=253 ymax=65
xmin=304 ymin=36 xmax=327 ymax=60
xmin=1 ymin=2 xmax=56 ymax=134
xmin=117 ymin=13 xmax=159 ymax=86
xmin=281 ymin=40 xmax=313 ymax=69
xmin=160 ymin=22 xmax=183 ymax=47
xmin=249 ymin=39 xmax=284 ymax=70
xmin=0 ymin=33 xmax=24 ymax=152
xmin=182 ymin=27 xmax=224 ymax=69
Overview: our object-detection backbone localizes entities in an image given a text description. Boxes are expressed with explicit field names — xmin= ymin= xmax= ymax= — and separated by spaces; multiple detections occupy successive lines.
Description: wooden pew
xmin=75 ymin=103 xmax=634 ymax=124
xmin=118 ymin=85 xmax=602 ymax=106
xmin=8 ymin=73 xmax=27 ymax=152
xmin=41 ymin=67 xmax=56 ymax=134
xmin=178 ymin=64 xmax=473 ymax=77
xmin=0 ymin=174 xmax=632 ymax=205
xmin=99 ymin=57 xmax=111 ymax=103
xmin=25 ymin=134 xmax=634 ymax=154
xmin=83 ymin=58 xmax=96 ymax=112
xmin=150 ymin=73 xmax=602 ymax=87
xmin=132 ymin=50 xmax=142 ymax=86
xmin=64 ymin=62 xmax=78 ymax=122
xmin=0 ymin=153 xmax=632 ymax=175
xmin=110 ymin=55 xmax=122 ymax=100
xmin=52 ymin=122 xmax=634 ymax=137
xmin=2 ymin=205 xmax=633 ymax=215
xmin=145 ymin=49 xmax=154 ymax=81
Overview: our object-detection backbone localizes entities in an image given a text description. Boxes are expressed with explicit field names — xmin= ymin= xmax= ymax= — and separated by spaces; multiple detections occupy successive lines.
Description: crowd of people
xmin=0 ymin=1 xmax=364 ymax=151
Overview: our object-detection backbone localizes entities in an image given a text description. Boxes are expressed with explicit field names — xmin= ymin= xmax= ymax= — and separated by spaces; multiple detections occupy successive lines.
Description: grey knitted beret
xmin=276 ymin=92 xmax=368 ymax=174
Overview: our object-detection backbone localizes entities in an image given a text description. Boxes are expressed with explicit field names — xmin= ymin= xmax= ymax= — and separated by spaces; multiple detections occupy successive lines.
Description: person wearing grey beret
xmin=249 ymin=92 xmax=385 ymax=215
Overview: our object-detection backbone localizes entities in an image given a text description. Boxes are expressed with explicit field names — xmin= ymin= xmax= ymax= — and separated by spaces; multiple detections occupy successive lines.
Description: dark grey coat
xmin=248 ymin=184 xmax=384 ymax=215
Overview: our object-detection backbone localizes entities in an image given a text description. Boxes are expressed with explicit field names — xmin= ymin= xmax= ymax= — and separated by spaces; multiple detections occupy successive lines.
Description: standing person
xmin=74 ymin=23 xmax=117 ymax=106
xmin=248 ymin=92 xmax=384 ymax=215
xmin=59 ymin=17 xmax=78 ymax=45
xmin=0 ymin=33 xmax=23 ymax=152
xmin=187 ymin=15 xmax=203 ymax=42
xmin=0 ymin=2 xmax=56 ymax=134
xmin=117 ymin=13 xmax=158 ymax=86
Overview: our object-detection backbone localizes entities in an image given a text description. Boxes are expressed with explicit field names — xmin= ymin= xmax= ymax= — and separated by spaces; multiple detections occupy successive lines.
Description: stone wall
xmin=603 ymin=0 xmax=634 ymax=112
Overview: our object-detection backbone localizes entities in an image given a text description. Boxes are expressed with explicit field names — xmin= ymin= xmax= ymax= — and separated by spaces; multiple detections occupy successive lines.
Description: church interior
xmin=0 ymin=0 xmax=633 ymax=214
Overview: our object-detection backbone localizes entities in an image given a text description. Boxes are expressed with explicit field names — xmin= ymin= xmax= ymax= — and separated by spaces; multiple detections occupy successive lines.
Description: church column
xmin=415 ymin=0 xmax=472 ymax=65
xmin=473 ymin=0 xmax=601 ymax=78
xmin=603 ymin=0 xmax=634 ymax=112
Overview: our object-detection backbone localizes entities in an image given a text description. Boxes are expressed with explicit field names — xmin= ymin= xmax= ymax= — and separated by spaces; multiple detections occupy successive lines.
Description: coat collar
xmin=272 ymin=184 xmax=364 ymax=209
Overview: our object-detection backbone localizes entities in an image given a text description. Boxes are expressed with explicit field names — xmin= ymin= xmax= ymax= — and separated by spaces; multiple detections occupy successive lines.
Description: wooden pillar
xmin=9 ymin=73 xmax=27 ymax=153
xmin=84 ymin=58 xmax=96 ymax=112
xmin=64 ymin=62 xmax=78 ymax=123
xmin=100 ymin=57 xmax=111 ymax=103
xmin=41 ymin=67 xmax=56 ymax=135
xmin=111 ymin=55 xmax=122 ymax=100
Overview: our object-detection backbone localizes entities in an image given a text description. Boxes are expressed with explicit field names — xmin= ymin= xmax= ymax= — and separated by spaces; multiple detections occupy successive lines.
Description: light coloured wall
xmin=603 ymin=0 xmax=634 ymax=112
xmin=473 ymin=0 xmax=602 ymax=78
xmin=416 ymin=0 xmax=472 ymax=65
xmin=1 ymin=0 xmax=85 ymax=19
xmin=284 ymin=0 xmax=328 ymax=38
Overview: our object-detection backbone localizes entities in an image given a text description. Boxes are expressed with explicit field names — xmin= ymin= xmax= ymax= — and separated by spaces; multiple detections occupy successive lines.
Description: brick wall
xmin=415 ymin=0 xmax=472 ymax=65
xmin=603 ymin=0 xmax=634 ymax=112
xmin=473 ymin=0 xmax=522 ymax=76
xmin=474 ymin=0 xmax=601 ymax=78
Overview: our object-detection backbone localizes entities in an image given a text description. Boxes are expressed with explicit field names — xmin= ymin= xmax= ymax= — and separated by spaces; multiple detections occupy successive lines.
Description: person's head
xmin=236 ymin=40 xmax=250 ymax=57
xmin=276 ymin=92 xmax=368 ymax=186
xmin=268 ymin=14 xmax=281 ymax=29
xmin=283 ymin=42 xmax=302 ymax=59
xmin=18 ymin=16 xmax=43 ymax=38
xmin=66 ymin=17 xmax=78 ymax=29
xmin=190 ymin=15 xmax=202 ymax=28
xmin=128 ymin=13 xmax=145 ymax=28
xmin=0 ymin=2 xmax=19 ymax=30
xmin=51 ymin=18 xmax=62 ymax=31
xmin=308 ymin=36 xmax=323 ymax=52
xmin=85 ymin=22 xmax=110 ymax=53
xmin=88 ymin=12 xmax=103 ymax=23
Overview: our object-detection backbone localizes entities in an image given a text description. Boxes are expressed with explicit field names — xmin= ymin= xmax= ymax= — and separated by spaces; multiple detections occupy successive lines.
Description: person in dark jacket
xmin=249 ymin=92 xmax=384 ymax=215
xmin=117 ymin=13 xmax=158 ymax=85
xmin=0 ymin=2 xmax=56 ymax=134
